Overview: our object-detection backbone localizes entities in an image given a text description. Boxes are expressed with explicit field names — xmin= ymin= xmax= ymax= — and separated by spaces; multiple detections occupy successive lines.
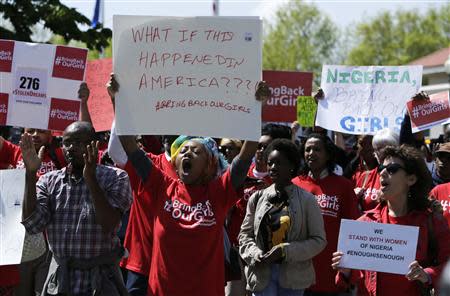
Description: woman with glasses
xmin=332 ymin=145 xmax=450 ymax=296
xmin=292 ymin=133 xmax=360 ymax=296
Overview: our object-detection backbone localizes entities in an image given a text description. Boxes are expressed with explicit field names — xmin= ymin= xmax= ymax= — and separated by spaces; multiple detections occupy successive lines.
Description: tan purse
xmin=21 ymin=232 xmax=46 ymax=262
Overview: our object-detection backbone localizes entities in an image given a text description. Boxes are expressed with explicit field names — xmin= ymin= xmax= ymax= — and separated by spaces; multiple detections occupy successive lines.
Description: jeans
xmin=253 ymin=265 xmax=304 ymax=296
xmin=126 ymin=270 xmax=148 ymax=296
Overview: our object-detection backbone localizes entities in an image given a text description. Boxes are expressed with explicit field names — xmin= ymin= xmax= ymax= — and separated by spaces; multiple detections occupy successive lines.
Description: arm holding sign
xmin=79 ymin=82 xmax=93 ymax=124
xmin=106 ymin=74 xmax=149 ymax=182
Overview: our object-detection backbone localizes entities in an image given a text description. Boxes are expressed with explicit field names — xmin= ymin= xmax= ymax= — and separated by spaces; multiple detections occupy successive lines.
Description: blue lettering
xmin=370 ymin=117 xmax=383 ymax=132
xmin=340 ymin=116 xmax=355 ymax=132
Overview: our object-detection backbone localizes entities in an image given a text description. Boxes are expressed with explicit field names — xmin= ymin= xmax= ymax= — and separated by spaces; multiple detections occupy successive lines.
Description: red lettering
xmin=164 ymin=76 xmax=173 ymax=89
xmin=176 ymin=76 xmax=184 ymax=86
xmin=138 ymin=51 xmax=148 ymax=68
xmin=162 ymin=28 xmax=171 ymax=41
xmin=151 ymin=75 xmax=162 ymax=90
xmin=161 ymin=53 xmax=171 ymax=67
xmin=172 ymin=53 xmax=182 ymax=65
xmin=149 ymin=52 xmax=158 ymax=68
xmin=139 ymin=73 xmax=147 ymax=90
xmin=209 ymin=77 xmax=219 ymax=88
xmin=179 ymin=29 xmax=189 ymax=42
xmin=198 ymin=79 xmax=208 ymax=87
xmin=183 ymin=54 xmax=193 ymax=64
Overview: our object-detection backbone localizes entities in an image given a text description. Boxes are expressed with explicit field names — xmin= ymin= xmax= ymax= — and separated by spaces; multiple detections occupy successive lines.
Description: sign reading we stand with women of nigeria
xmin=113 ymin=16 xmax=262 ymax=140
xmin=0 ymin=39 xmax=87 ymax=131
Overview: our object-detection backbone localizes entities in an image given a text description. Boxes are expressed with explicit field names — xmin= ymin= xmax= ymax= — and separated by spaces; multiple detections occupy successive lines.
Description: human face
xmin=219 ymin=140 xmax=240 ymax=164
xmin=358 ymin=136 xmax=376 ymax=165
xmin=435 ymin=152 xmax=450 ymax=180
xmin=378 ymin=157 xmax=416 ymax=202
xmin=24 ymin=128 xmax=52 ymax=150
xmin=267 ymin=150 xmax=294 ymax=187
xmin=174 ymin=141 xmax=210 ymax=185
xmin=304 ymin=138 xmax=328 ymax=173
xmin=255 ymin=135 xmax=273 ymax=168
xmin=62 ymin=130 xmax=92 ymax=169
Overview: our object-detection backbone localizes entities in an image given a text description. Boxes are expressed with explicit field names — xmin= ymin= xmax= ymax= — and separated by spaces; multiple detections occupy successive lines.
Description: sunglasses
xmin=377 ymin=163 xmax=405 ymax=175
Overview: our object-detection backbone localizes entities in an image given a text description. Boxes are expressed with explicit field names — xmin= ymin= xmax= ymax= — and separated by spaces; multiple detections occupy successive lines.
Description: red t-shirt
xmin=352 ymin=167 xmax=381 ymax=211
xmin=0 ymin=140 xmax=66 ymax=177
xmin=120 ymin=153 xmax=177 ymax=275
xmin=292 ymin=174 xmax=360 ymax=293
xmin=337 ymin=204 xmax=450 ymax=296
xmin=141 ymin=165 xmax=238 ymax=296
xmin=0 ymin=265 xmax=19 ymax=286
xmin=430 ymin=184 xmax=450 ymax=227
xmin=226 ymin=177 xmax=268 ymax=247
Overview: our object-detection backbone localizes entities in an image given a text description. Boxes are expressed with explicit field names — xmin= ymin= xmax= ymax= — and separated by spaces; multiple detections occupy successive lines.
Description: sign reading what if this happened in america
xmin=0 ymin=39 xmax=87 ymax=131
xmin=316 ymin=65 xmax=423 ymax=135
xmin=113 ymin=16 xmax=262 ymax=140
xmin=337 ymin=219 xmax=419 ymax=275
xmin=407 ymin=91 xmax=450 ymax=133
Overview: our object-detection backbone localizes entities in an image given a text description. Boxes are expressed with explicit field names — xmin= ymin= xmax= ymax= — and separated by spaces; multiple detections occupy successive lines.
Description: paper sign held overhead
xmin=85 ymin=58 xmax=114 ymax=132
xmin=0 ymin=169 xmax=26 ymax=266
xmin=0 ymin=40 xmax=87 ymax=131
xmin=316 ymin=65 xmax=422 ymax=135
xmin=297 ymin=96 xmax=316 ymax=127
xmin=262 ymin=71 xmax=313 ymax=123
xmin=337 ymin=219 xmax=419 ymax=275
xmin=407 ymin=91 xmax=450 ymax=133
xmin=113 ymin=16 xmax=262 ymax=140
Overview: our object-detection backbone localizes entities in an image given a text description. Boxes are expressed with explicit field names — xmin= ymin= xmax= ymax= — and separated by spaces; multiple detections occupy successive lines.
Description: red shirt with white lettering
xmin=120 ymin=152 xmax=177 ymax=275
xmin=0 ymin=139 xmax=66 ymax=176
xmin=141 ymin=165 xmax=238 ymax=296
xmin=429 ymin=183 xmax=450 ymax=227
xmin=352 ymin=167 xmax=381 ymax=211
xmin=292 ymin=173 xmax=360 ymax=293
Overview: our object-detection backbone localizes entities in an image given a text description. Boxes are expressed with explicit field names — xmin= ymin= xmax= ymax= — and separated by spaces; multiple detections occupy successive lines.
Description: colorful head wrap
xmin=171 ymin=135 xmax=228 ymax=179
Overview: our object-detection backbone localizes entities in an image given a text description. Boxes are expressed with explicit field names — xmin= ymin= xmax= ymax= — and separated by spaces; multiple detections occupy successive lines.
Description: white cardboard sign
xmin=337 ymin=219 xmax=419 ymax=275
xmin=0 ymin=39 xmax=87 ymax=131
xmin=113 ymin=16 xmax=262 ymax=140
xmin=316 ymin=65 xmax=422 ymax=135
xmin=0 ymin=169 xmax=26 ymax=265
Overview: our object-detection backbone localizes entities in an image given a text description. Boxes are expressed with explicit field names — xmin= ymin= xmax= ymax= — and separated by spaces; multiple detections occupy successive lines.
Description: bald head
xmin=64 ymin=121 xmax=96 ymax=141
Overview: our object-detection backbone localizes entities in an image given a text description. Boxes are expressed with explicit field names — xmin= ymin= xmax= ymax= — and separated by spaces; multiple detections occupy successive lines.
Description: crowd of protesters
xmin=0 ymin=76 xmax=449 ymax=296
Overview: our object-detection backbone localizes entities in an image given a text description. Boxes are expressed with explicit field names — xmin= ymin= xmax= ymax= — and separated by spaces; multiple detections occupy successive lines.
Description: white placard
xmin=337 ymin=219 xmax=419 ymax=275
xmin=316 ymin=65 xmax=423 ymax=135
xmin=0 ymin=39 xmax=87 ymax=131
xmin=0 ymin=169 xmax=26 ymax=265
xmin=113 ymin=16 xmax=262 ymax=140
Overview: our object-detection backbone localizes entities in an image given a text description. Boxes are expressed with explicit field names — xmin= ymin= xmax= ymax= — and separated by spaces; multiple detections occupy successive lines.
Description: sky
xmin=60 ymin=0 xmax=447 ymax=30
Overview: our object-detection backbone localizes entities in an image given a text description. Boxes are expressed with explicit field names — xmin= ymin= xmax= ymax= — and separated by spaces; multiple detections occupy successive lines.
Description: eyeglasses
xmin=257 ymin=143 xmax=269 ymax=151
xmin=219 ymin=145 xmax=237 ymax=154
xmin=377 ymin=163 xmax=405 ymax=175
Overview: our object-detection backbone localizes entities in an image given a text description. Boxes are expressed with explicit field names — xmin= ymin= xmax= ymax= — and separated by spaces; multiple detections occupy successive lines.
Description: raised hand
xmin=106 ymin=73 xmax=119 ymax=105
xmin=412 ymin=91 xmax=430 ymax=101
xmin=255 ymin=81 xmax=270 ymax=103
xmin=78 ymin=82 xmax=90 ymax=104
xmin=19 ymin=133 xmax=43 ymax=172
xmin=314 ymin=88 xmax=324 ymax=102
xmin=83 ymin=141 xmax=99 ymax=181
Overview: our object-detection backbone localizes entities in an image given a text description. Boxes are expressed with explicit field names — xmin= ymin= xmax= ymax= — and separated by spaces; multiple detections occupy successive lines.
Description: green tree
xmin=346 ymin=4 xmax=450 ymax=65
xmin=263 ymin=0 xmax=339 ymax=85
xmin=0 ymin=0 xmax=111 ymax=51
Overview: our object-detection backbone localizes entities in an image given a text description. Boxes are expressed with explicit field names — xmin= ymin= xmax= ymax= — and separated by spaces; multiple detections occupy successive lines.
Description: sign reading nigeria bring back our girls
xmin=316 ymin=65 xmax=423 ymax=135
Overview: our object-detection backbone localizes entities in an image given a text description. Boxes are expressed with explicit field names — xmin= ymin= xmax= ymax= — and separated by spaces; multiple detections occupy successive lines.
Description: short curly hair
xmin=380 ymin=145 xmax=432 ymax=211
xmin=263 ymin=138 xmax=301 ymax=177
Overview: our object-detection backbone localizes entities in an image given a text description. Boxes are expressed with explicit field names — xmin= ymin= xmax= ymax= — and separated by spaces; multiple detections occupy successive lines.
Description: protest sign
xmin=0 ymin=169 xmax=26 ymax=265
xmin=407 ymin=91 xmax=450 ymax=133
xmin=85 ymin=58 xmax=114 ymax=131
xmin=0 ymin=39 xmax=87 ymax=131
xmin=113 ymin=16 xmax=262 ymax=140
xmin=316 ymin=65 xmax=422 ymax=135
xmin=337 ymin=219 xmax=419 ymax=275
xmin=262 ymin=71 xmax=313 ymax=123
xmin=297 ymin=96 xmax=316 ymax=127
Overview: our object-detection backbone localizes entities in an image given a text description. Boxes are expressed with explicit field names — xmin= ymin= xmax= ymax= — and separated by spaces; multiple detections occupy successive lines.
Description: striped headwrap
xmin=171 ymin=135 xmax=228 ymax=179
